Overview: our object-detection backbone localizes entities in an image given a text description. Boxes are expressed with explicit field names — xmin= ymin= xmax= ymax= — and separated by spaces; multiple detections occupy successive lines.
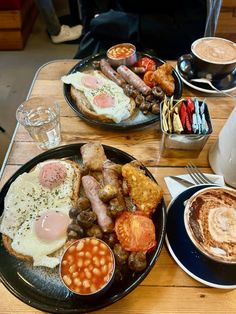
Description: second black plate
xmin=63 ymin=53 xmax=183 ymax=130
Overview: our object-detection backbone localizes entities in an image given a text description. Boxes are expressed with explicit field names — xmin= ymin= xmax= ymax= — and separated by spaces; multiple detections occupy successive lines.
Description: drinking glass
xmin=16 ymin=97 xmax=61 ymax=150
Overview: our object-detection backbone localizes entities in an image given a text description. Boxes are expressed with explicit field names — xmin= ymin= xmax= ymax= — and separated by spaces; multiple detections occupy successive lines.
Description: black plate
xmin=165 ymin=184 xmax=236 ymax=289
xmin=63 ymin=53 xmax=183 ymax=130
xmin=0 ymin=143 xmax=166 ymax=313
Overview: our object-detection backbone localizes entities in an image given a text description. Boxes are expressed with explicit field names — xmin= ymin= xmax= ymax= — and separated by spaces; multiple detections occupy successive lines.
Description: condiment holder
xmin=160 ymin=96 xmax=213 ymax=158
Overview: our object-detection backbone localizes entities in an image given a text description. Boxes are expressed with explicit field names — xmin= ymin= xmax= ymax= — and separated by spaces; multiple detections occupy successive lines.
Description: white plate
xmin=175 ymin=66 xmax=236 ymax=94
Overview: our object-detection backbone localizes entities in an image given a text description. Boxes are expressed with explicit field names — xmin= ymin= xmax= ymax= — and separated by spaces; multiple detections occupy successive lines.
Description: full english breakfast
xmin=0 ymin=142 xmax=163 ymax=289
xmin=62 ymin=44 xmax=177 ymax=122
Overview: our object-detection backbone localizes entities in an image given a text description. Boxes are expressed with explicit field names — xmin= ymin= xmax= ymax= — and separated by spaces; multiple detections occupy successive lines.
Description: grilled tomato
xmin=134 ymin=57 xmax=156 ymax=73
xmin=115 ymin=211 xmax=156 ymax=252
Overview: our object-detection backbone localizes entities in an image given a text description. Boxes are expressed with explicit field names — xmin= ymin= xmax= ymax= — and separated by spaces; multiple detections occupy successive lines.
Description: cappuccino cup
xmin=184 ymin=187 xmax=236 ymax=264
xmin=178 ymin=37 xmax=236 ymax=80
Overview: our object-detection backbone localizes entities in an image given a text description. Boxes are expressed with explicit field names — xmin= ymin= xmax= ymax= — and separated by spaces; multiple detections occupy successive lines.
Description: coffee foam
xmin=192 ymin=37 xmax=236 ymax=64
xmin=185 ymin=187 xmax=236 ymax=263
xmin=208 ymin=207 xmax=236 ymax=243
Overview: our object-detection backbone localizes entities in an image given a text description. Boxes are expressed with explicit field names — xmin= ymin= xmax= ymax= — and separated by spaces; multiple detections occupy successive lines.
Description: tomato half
xmin=115 ymin=211 xmax=156 ymax=252
xmin=143 ymin=71 xmax=155 ymax=87
xmin=134 ymin=57 xmax=156 ymax=72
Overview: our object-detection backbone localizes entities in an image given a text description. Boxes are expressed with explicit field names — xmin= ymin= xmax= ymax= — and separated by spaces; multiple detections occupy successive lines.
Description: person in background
xmin=34 ymin=0 xmax=82 ymax=44
xmin=76 ymin=0 xmax=222 ymax=59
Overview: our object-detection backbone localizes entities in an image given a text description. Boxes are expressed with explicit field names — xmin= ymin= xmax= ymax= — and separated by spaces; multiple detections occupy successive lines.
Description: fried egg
xmin=62 ymin=71 xmax=133 ymax=123
xmin=0 ymin=160 xmax=75 ymax=268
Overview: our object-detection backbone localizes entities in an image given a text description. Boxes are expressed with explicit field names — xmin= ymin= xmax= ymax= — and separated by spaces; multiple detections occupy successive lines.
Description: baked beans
xmin=60 ymin=238 xmax=115 ymax=295
xmin=108 ymin=44 xmax=135 ymax=59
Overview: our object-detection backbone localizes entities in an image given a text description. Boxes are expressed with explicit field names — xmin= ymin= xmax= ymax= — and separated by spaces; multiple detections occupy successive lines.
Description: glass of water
xmin=16 ymin=97 xmax=61 ymax=150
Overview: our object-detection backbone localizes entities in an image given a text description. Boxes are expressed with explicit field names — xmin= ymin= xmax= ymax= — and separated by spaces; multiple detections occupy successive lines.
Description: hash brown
xmin=121 ymin=163 xmax=163 ymax=216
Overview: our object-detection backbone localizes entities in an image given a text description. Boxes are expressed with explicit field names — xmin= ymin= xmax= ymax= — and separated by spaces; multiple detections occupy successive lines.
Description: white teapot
xmin=209 ymin=106 xmax=236 ymax=188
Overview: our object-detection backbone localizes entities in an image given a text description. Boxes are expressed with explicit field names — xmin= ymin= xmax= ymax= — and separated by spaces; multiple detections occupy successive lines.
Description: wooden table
xmin=0 ymin=60 xmax=235 ymax=314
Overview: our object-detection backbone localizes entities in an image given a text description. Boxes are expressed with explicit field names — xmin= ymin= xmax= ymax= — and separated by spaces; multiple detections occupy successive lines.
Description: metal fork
xmin=185 ymin=162 xmax=216 ymax=184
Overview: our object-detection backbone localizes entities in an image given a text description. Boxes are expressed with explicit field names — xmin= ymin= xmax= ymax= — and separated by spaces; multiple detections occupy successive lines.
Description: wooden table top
xmin=0 ymin=59 xmax=235 ymax=314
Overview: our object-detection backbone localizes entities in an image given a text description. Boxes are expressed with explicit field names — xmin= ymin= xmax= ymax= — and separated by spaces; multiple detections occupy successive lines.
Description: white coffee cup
xmin=209 ymin=106 xmax=236 ymax=188
xmin=178 ymin=37 xmax=236 ymax=80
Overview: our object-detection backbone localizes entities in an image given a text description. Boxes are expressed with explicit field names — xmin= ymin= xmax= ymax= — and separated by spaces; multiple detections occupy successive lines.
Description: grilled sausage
xmin=117 ymin=65 xmax=152 ymax=95
xmin=82 ymin=175 xmax=114 ymax=232
xmin=103 ymin=160 xmax=126 ymax=215
xmin=100 ymin=59 xmax=126 ymax=87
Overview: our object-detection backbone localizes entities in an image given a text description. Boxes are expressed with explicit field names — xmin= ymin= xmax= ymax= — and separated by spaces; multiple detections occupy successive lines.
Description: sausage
xmin=82 ymin=175 xmax=114 ymax=232
xmin=80 ymin=142 xmax=107 ymax=172
xmin=117 ymin=65 xmax=152 ymax=95
xmin=100 ymin=59 xmax=126 ymax=87
xmin=103 ymin=160 xmax=126 ymax=214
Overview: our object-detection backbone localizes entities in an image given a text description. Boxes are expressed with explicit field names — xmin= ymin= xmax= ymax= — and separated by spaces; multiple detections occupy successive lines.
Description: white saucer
xmin=175 ymin=66 xmax=236 ymax=94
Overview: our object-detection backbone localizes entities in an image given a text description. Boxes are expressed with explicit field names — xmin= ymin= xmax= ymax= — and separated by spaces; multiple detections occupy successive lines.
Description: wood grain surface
xmin=0 ymin=59 xmax=235 ymax=314
xmin=216 ymin=0 xmax=236 ymax=42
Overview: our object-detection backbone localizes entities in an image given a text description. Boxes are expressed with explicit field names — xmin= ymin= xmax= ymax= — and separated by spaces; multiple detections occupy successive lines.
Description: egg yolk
xmin=93 ymin=93 xmax=115 ymax=108
xmin=39 ymin=162 xmax=67 ymax=189
xmin=81 ymin=74 xmax=102 ymax=89
xmin=35 ymin=210 xmax=70 ymax=242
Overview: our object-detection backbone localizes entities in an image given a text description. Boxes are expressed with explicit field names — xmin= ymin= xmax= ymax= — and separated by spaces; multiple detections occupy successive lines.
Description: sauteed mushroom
xmin=151 ymin=103 xmax=160 ymax=115
xmin=103 ymin=232 xmax=117 ymax=248
xmin=99 ymin=184 xmax=117 ymax=203
xmin=128 ymin=252 xmax=147 ymax=272
xmin=86 ymin=224 xmax=103 ymax=238
xmin=113 ymin=243 xmax=130 ymax=265
xmin=77 ymin=196 xmax=91 ymax=211
xmin=69 ymin=207 xmax=80 ymax=219
xmin=152 ymin=86 xmax=164 ymax=100
xmin=76 ymin=210 xmax=97 ymax=228
xmin=67 ymin=223 xmax=84 ymax=239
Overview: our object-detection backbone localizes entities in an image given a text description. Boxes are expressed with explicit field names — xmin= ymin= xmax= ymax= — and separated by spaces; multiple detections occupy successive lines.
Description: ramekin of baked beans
xmin=60 ymin=238 xmax=115 ymax=296
xmin=107 ymin=43 xmax=137 ymax=67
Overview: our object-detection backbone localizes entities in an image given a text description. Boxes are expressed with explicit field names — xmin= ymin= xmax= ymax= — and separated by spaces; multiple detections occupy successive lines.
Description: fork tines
xmin=185 ymin=161 xmax=215 ymax=184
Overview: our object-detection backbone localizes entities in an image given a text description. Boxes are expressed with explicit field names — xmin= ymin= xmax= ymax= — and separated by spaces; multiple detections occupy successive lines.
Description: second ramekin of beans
xmin=60 ymin=238 xmax=115 ymax=297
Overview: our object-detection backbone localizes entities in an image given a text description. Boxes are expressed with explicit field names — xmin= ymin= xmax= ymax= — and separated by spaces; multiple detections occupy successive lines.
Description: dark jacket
xmin=76 ymin=0 xmax=207 ymax=59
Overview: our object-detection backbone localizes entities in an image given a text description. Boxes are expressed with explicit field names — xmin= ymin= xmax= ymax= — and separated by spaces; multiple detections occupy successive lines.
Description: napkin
xmin=164 ymin=173 xmax=225 ymax=199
